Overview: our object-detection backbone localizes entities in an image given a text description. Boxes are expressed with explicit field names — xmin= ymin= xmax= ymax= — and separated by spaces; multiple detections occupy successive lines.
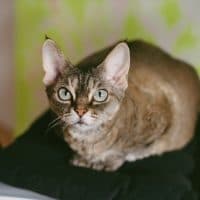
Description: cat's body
xmin=42 ymin=39 xmax=200 ymax=171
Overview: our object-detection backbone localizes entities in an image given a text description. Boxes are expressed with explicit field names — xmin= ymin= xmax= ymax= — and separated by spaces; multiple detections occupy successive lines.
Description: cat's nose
xmin=75 ymin=107 xmax=87 ymax=117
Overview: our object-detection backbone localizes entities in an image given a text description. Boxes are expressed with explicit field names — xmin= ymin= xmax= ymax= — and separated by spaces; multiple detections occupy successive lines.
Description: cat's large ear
xmin=42 ymin=39 xmax=67 ymax=86
xmin=101 ymin=42 xmax=130 ymax=90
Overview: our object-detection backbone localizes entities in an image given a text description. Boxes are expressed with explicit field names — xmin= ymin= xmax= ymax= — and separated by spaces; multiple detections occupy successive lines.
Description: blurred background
xmin=0 ymin=0 xmax=200 ymax=138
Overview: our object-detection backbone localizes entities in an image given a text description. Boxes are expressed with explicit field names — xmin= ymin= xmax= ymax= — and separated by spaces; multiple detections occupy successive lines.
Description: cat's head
xmin=42 ymin=39 xmax=130 ymax=138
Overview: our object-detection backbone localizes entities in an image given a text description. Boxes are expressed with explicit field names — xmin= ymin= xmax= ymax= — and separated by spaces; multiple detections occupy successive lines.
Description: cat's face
xmin=47 ymin=70 xmax=123 ymax=135
xmin=42 ymin=39 xmax=130 ymax=137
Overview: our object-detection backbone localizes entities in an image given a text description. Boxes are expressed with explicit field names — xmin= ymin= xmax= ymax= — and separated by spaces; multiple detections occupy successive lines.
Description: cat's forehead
xmin=58 ymin=71 xmax=103 ymax=92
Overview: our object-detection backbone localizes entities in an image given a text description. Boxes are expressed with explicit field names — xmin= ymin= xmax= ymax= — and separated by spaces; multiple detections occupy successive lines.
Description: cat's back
xmin=127 ymin=40 xmax=200 ymax=151
xmin=128 ymin=40 xmax=199 ymax=87
xmin=127 ymin=40 xmax=200 ymax=108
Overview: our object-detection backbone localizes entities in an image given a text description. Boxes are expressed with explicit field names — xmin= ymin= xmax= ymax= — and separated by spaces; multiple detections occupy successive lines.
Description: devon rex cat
xmin=42 ymin=38 xmax=200 ymax=171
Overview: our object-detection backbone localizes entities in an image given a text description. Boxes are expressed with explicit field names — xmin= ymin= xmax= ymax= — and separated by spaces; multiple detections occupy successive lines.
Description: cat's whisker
xmin=49 ymin=120 xmax=63 ymax=129
xmin=48 ymin=116 xmax=61 ymax=127
xmin=45 ymin=118 xmax=63 ymax=134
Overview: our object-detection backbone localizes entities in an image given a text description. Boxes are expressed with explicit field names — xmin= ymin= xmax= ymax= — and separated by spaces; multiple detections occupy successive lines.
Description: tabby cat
xmin=42 ymin=38 xmax=200 ymax=171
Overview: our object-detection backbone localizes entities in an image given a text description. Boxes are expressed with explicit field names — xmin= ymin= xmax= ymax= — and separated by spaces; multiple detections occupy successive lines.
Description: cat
xmin=42 ymin=38 xmax=200 ymax=171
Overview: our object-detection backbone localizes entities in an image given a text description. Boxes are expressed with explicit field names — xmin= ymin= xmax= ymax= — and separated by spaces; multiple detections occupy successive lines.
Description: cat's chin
xmin=68 ymin=122 xmax=93 ymax=133
xmin=66 ymin=122 xmax=101 ymax=139
xmin=73 ymin=122 xmax=90 ymax=129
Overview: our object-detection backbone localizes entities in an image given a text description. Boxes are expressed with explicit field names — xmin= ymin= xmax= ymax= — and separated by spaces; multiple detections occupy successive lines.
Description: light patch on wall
xmin=64 ymin=0 xmax=90 ymax=20
xmin=174 ymin=26 xmax=199 ymax=53
xmin=122 ymin=13 xmax=154 ymax=42
xmin=160 ymin=0 xmax=181 ymax=28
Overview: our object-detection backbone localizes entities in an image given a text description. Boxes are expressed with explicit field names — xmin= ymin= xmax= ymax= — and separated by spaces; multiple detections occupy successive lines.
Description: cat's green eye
xmin=57 ymin=87 xmax=72 ymax=102
xmin=93 ymin=89 xmax=108 ymax=102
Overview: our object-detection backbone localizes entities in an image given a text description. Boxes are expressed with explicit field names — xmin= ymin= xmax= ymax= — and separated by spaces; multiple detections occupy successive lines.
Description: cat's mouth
xmin=74 ymin=119 xmax=88 ymax=126
xmin=76 ymin=120 xmax=85 ymax=125
xmin=72 ymin=121 xmax=90 ymax=130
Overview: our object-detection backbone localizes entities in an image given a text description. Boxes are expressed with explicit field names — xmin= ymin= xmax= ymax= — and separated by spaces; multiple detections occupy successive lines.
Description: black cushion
xmin=0 ymin=110 xmax=199 ymax=200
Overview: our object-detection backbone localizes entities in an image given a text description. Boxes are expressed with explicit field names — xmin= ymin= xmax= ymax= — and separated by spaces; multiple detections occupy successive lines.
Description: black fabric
xmin=0 ymin=110 xmax=199 ymax=200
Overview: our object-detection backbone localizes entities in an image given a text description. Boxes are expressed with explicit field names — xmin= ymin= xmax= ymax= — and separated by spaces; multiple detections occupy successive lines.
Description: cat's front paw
xmin=91 ymin=160 xmax=123 ymax=171
xmin=70 ymin=155 xmax=105 ymax=171
xmin=70 ymin=155 xmax=91 ymax=168
xmin=70 ymin=155 xmax=124 ymax=172
xmin=103 ymin=160 xmax=124 ymax=171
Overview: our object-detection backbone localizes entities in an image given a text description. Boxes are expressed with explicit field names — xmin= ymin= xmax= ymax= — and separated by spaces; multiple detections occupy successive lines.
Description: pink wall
xmin=0 ymin=0 xmax=14 ymax=130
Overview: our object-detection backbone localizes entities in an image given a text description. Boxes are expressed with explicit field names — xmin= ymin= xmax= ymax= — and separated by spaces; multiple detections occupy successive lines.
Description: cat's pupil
xmin=99 ymin=91 xmax=102 ymax=97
